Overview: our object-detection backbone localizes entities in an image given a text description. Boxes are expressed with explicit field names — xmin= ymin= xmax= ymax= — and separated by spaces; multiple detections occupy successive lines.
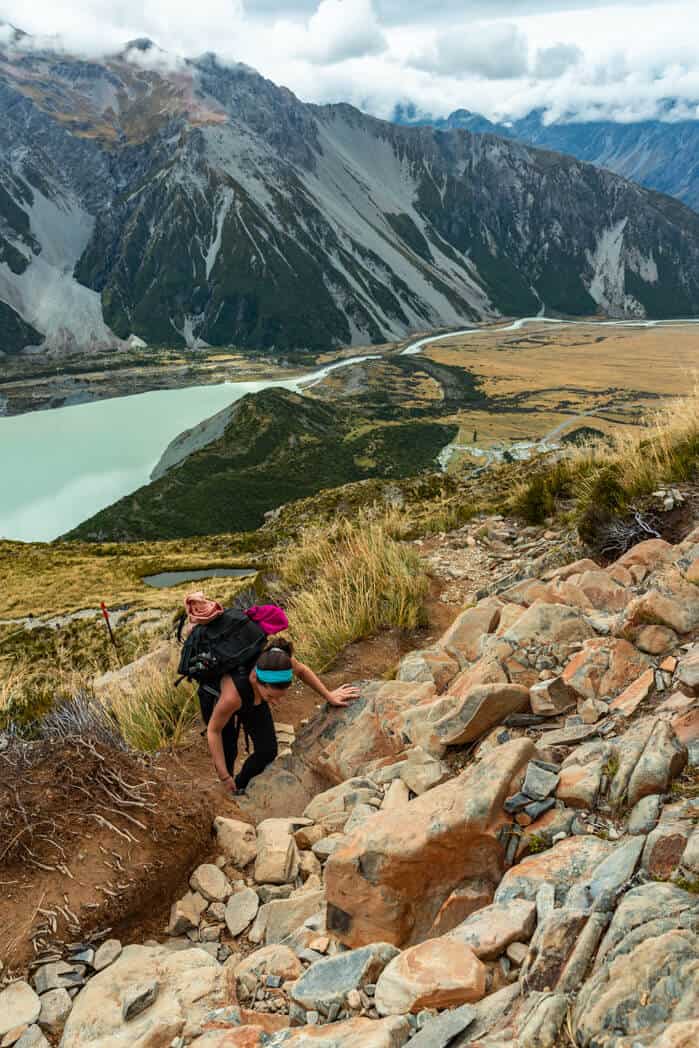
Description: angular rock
xmin=677 ymin=644 xmax=699 ymax=695
xmin=587 ymin=836 xmax=645 ymax=901
xmin=439 ymin=600 xmax=502 ymax=663
xmin=325 ymin=739 xmax=534 ymax=947
xmin=213 ymin=816 xmax=258 ymax=868
xmin=620 ymin=589 xmax=697 ymax=637
xmin=557 ymin=740 xmax=611 ymax=811
xmin=403 ymin=683 xmax=530 ymax=755
xmin=303 ymin=778 xmax=382 ymax=830
xmin=0 ymin=983 xmax=41 ymax=1039
xmin=295 ymin=681 xmax=436 ymax=783
xmin=290 ymin=943 xmax=399 ymax=1015
xmin=190 ymin=863 xmax=232 ymax=903
xmin=233 ymin=944 xmax=302 ymax=999
xmin=397 ymin=648 xmax=459 ymax=692
xmin=14 ymin=1027 xmax=50 ymax=1048
xmin=561 ymin=638 xmax=650 ymax=703
xmin=121 ymin=980 xmax=158 ymax=1022
xmin=399 ymin=748 xmax=450 ymax=795
xmin=167 ymin=891 xmax=208 ymax=936
xmin=427 ymin=882 xmax=494 ymax=938
xmin=529 ymin=677 xmax=578 ymax=716
xmin=520 ymin=909 xmax=590 ymax=993
xmin=60 ymin=945 xmax=227 ymax=1047
xmin=522 ymin=761 xmax=560 ymax=801
xmin=37 ymin=988 xmax=72 ymax=1033
xmin=311 ymin=835 xmax=345 ymax=860
xmin=642 ymin=801 xmax=694 ymax=878
xmin=626 ymin=721 xmax=687 ymax=807
xmin=344 ymin=803 xmax=379 ymax=834
xmin=610 ymin=668 xmax=655 ymax=717
xmin=93 ymin=940 xmax=123 ymax=972
xmin=403 ymin=1004 xmax=475 ymax=1048
xmin=628 ymin=794 xmax=663 ymax=835
xmin=272 ymin=1016 xmax=411 ymax=1047
xmin=248 ymin=890 xmax=326 ymax=945
xmin=254 ymin=820 xmax=300 ymax=885
xmin=495 ymin=835 xmax=614 ymax=906
xmin=502 ymin=602 xmax=594 ymax=649
xmin=298 ymin=850 xmax=322 ymax=881
xmin=375 ymin=938 xmax=486 ymax=1015
xmin=636 ymin=625 xmax=678 ymax=655
xmin=225 ymin=887 xmax=260 ymax=937
xmin=447 ymin=898 xmax=537 ymax=959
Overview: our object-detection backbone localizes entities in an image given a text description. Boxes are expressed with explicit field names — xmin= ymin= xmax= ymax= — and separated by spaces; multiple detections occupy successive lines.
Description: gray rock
xmin=0 ymin=981 xmax=41 ymax=1038
xmin=523 ymin=761 xmax=560 ymax=801
xmin=290 ymin=942 xmax=399 ymax=1015
xmin=627 ymin=794 xmax=662 ymax=835
xmin=33 ymin=963 xmax=83 ymax=995
xmin=257 ymin=884 xmax=294 ymax=904
xmin=121 ymin=980 xmax=159 ymax=1022
xmin=38 ymin=988 xmax=72 ymax=1033
xmin=311 ymin=836 xmax=345 ymax=860
xmin=404 ymin=1003 xmax=476 ymax=1047
xmin=536 ymin=883 xmax=556 ymax=922
xmin=225 ymin=887 xmax=260 ymax=937
xmin=14 ymin=1027 xmax=50 ymax=1048
xmin=587 ymin=837 xmax=646 ymax=902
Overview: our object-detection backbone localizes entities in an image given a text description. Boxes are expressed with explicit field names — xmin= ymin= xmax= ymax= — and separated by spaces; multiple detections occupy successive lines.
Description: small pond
xmin=142 ymin=567 xmax=257 ymax=588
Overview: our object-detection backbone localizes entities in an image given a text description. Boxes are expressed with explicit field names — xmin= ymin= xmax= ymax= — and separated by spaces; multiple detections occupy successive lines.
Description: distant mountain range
xmin=393 ymin=104 xmax=699 ymax=213
xmin=4 ymin=29 xmax=699 ymax=359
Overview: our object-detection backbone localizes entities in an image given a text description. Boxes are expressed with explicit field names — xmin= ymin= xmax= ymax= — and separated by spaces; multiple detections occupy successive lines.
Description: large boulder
xmin=59 ymin=945 xmax=230 ymax=1047
xmin=501 ymin=602 xmax=594 ymax=649
xmin=374 ymin=938 xmax=487 ymax=1015
xmin=325 ymin=738 xmax=534 ymax=948
xmin=495 ymin=836 xmax=614 ymax=906
xmin=402 ymin=684 xmax=530 ymax=756
xmin=0 ymin=981 xmax=41 ymax=1038
xmin=574 ymin=927 xmax=699 ymax=1046
xmin=294 ymin=682 xmax=436 ymax=784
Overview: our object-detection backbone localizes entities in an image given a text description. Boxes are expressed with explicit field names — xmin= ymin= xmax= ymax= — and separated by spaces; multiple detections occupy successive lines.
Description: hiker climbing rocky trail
xmin=1 ymin=522 xmax=698 ymax=1048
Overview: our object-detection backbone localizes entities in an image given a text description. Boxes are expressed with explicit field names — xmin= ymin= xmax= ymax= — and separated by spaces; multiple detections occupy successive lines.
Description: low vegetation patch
xmin=275 ymin=511 xmax=429 ymax=669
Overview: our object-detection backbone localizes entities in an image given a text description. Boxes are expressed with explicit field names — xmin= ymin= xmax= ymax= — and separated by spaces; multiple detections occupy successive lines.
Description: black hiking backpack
xmin=175 ymin=608 xmax=267 ymax=688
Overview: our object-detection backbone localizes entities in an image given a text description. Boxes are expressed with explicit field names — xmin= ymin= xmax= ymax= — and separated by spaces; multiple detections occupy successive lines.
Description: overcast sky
xmin=1 ymin=1 xmax=698 ymax=124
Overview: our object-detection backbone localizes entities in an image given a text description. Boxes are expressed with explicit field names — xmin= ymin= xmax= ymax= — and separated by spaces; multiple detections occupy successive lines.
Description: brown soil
xmin=0 ymin=577 xmax=460 ymax=976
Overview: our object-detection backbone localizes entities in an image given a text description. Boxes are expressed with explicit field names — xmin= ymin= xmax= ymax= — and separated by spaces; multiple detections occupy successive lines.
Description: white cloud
xmin=410 ymin=22 xmax=529 ymax=80
xmin=1 ymin=1 xmax=699 ymax=126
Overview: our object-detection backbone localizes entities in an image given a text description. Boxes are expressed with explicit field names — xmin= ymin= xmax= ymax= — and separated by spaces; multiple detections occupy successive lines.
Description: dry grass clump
xmin=99 ymin=660 xmax=198 ymax=753
xmin=277 ymin=511 xmax=429 ymax=669
xmin=511 ymin=385 xmax=699 ymax=547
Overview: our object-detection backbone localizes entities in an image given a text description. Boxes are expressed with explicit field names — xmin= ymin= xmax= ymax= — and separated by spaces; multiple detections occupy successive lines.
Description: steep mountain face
xmin=4 ymin=34 xmax=699 ymax=358
xmin=395 ymin=105 xmax=699 ymax=214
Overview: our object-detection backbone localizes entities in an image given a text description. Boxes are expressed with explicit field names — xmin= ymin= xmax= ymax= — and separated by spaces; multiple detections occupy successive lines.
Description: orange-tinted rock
xmin=557 ymin=740 xmax=611 ymax=810
xmin=626 ymin=721 xmax=687 ymax=807
xmin=374 ymin=938 xmax=486 ymax=1014
xmin=530 ymin=676 xmax=579 ymax=716
xmin=500 ymin=579 xmax=557 ymax=606
xmin=607 ymin=563 xmax=634 ymax=587
xmin=562 ymin=638 xmax=650 ymax=703
xmin=439 ymin=601 xmax=502 ymax=663
xmin=642 ymin=803 xmax=693 ymax=879
xmin=427 ymin=882 xmax=494 ymax=938
xmin=447 ymin=898 xmax=537 ymax=959
xmin=397 ymin=648 xmax=459 ymax=693
xmin=325 ymin=739 xmax=534 ymax=948
xmin=502 ymin=602 xmax=594 ymax=648
xmin=620 ymin=590 xmax=696 ymax=637
xmin=495 ymin=836 xmax=613 ymax=905
xmin=672 ymin=708 xmax=699 ymax=747
xmin=402 ymin=683 xmax=530 ymax=755
xmin=193 ymin=1030 xmax=267 ymax=1047
xmin=296 ymin=680 xmax=436 ymax=783
xmin=447 ymin=651 xmax=511 ymax=696
xmin=635 ymin=625 xmax=678 ymax=655
xmin=545 ymin=558 xmax=600 ymax=581
xmin=610 ymin=668 xmax=655 ymax=717
xmin=573 ymin=570 xmax=632 ymax=612
xmin=613 ymin=538 xmax=674 ymax=572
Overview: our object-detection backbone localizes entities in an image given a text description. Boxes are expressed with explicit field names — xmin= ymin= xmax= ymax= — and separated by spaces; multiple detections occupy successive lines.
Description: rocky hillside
xmin=2 ymin=525 xmax=697 ymax=1047
xmin=4 ymin=33 xmax=699 ymax=358
xmin=395 ymin=105 xmax=699 ymax=213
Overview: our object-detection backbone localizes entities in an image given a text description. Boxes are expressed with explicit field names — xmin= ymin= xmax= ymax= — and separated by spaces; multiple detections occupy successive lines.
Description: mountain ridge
xmin=3 ymin=32 xmax=699 ymax=358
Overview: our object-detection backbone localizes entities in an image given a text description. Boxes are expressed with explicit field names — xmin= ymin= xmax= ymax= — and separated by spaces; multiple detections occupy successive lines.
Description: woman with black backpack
xmin=180 ymin=592 xmax=358 ymax=795
xmin=205 ymin=638 xmax=358 ymax=795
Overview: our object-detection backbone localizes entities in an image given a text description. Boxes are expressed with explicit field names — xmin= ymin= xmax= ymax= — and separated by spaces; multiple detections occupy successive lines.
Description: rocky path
xmin=2 ymin=526 xmax=699 ymax=1048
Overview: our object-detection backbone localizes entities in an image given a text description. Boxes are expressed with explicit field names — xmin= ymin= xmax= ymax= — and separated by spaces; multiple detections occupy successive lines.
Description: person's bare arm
xmin=292 ymin=658 xmax=359 ymax=707
xmin=206 ymin=675 xmax=242 ymax=787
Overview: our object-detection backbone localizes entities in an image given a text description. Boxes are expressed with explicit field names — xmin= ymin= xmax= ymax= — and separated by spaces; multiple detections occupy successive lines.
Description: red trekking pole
xmin=100 ymin=602 xmax=121 ymax=663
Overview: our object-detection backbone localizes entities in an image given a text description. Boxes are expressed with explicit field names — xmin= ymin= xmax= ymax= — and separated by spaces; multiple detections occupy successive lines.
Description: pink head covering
xmin=246 ymin=604 xmax=289 ymax=635
xmin=184 ymin=591 xmax=224 ymax=625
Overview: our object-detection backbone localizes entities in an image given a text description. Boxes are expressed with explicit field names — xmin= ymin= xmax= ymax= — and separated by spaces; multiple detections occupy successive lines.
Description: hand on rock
xmin=327 ymin=684 xmax=360 ymax=707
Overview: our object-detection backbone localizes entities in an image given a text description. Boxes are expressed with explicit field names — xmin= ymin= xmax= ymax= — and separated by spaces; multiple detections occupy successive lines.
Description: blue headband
xmin=256 ymin=668 xmax=293 ymax=684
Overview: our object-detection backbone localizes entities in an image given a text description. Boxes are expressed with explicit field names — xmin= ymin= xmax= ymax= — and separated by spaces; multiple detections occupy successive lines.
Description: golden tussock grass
xmin=277 ymin=511 xmax=429 ymax=670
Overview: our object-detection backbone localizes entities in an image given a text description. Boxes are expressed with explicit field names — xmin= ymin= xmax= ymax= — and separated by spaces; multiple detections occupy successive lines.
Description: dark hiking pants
xmin=199 ymin=686 xmax=278 ymax=790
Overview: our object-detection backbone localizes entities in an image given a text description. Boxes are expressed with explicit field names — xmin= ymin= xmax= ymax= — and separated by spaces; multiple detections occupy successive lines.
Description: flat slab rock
xmin=290 ymin=942 xmax=399 ymax=1013
xmin=495 ymin=835 xmax=614 ymax=906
